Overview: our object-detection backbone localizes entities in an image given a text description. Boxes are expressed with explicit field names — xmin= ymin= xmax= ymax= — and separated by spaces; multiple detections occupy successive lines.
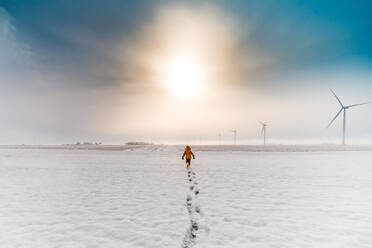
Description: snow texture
xmin=1 ymin=147 xmax=372 ymax=248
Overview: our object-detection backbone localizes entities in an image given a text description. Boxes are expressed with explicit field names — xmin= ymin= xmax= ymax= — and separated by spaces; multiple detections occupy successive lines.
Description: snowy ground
xmin=1 ymin=147 xmax=372 ymax=248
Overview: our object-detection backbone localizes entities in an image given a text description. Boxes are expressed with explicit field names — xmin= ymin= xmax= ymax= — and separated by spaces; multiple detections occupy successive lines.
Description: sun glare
xmin=128 ymin=3 xmax=243 ymax=99
xmin=165 ymin=57 xmax=203 ymax=96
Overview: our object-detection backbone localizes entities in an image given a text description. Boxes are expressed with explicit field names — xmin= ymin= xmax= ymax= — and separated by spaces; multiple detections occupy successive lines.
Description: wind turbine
xmin=231 ymin=129 xmax=237 ymax=145
xmin=328 ymin=89 xmax=372 ymax=145
xmin=259 ymin=121 xmax=267 ymax=145
xmin=218 ymin=133 xmax=222 ymax=145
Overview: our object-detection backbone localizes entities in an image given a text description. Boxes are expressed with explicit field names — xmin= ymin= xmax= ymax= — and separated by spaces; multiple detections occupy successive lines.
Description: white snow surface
xmin=1 ymin=147 xmax=372 ymax=248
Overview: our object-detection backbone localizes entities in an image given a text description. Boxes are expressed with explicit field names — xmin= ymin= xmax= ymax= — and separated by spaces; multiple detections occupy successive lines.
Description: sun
xmin=165 ymin=57 xmax=204 ymax=96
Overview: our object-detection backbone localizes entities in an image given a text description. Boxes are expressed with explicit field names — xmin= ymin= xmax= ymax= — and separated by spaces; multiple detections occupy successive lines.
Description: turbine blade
xmin=330 ymin=89 xmax=344 ymax=108
xmin=261 ymin=126 xmax=264 ymax=134
xmin=347 ymin=101 xmax=372 ymax=108
xmin=327 ymin=108 xmax=343 ymax=128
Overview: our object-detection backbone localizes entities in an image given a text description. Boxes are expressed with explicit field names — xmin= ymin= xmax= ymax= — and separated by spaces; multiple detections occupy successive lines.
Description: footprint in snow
xmin=182 ymin=167 xmax=207 ymax=248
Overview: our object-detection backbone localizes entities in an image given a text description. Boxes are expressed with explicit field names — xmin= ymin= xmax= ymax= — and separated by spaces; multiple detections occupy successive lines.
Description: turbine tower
xmin=259 ymin=121 xmax=267 ymax=145
xmin=328 ymin=89 xmax=372 ymax=145
xmin=218 ymin=132 xmax=222 ymax=145
xmin=231 ymin=129 xmax=237 ymax=145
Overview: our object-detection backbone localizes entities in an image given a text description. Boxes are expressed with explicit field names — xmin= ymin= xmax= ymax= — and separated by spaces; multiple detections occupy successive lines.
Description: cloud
xmin=0 ymin=7 xmax=121 ymax=144
xmin=1 ymin=1 xmax=372 ymax=144
xmin=1 ymin=0 xmax=163 ymax=89
xmin=0 ymin=8 xmax=34 ymax=76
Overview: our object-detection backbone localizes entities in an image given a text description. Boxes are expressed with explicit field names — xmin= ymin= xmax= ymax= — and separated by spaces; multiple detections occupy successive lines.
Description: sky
xmin=1 ymin=0 xmax=372 ymax=145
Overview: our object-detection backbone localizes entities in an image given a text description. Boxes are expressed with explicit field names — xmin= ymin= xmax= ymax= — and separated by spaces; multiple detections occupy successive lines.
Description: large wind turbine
xmin=328 ymin=89 xmax=372 ymax=145
xmin=259 ymin=121 xmax=267 ymax=145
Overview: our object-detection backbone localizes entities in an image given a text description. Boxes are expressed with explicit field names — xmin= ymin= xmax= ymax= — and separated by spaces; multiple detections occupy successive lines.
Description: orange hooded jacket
xmin=182 ymin=146 xmax=195 ymax=160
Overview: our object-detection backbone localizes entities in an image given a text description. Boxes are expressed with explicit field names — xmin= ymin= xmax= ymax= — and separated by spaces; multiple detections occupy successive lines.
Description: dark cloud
xmin=2 ymin=0 xmax=371 ymax=87
xmin=2 ymin=0 xmax=163 ymax=88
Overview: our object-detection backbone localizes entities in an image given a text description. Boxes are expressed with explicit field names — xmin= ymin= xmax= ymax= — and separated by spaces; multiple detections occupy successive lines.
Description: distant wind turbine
xmin=328 ymin=89 xmax=372 ymax=145
xmin=231 ymin=129 xmax=237 ymax=145
xmin=259 ymin=121 xmax=267 ymax=145
xmin=218 ymin=132 xmax=222 ymax=145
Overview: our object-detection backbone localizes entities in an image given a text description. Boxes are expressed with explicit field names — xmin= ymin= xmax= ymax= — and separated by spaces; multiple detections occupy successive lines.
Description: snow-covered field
xmin=1 ymin=147 xmax=372 ymax=248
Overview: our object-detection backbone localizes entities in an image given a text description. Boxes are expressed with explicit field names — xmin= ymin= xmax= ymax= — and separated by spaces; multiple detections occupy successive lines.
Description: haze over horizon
xmin=1 ymin=0 xmax=372 ymax=145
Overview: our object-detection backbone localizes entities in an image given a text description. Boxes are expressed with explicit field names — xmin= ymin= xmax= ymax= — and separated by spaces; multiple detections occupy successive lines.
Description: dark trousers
xmin=186 ymin=159 xmax=191 ymax=166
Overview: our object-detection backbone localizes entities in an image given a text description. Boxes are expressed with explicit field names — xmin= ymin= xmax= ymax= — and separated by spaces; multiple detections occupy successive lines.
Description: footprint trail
xmin=181 ymin=166 xmax=206 ymax=248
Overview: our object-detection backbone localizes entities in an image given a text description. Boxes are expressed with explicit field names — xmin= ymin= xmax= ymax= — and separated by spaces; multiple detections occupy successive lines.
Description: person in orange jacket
xmin=182 ymin=145 xmax=195 ymax=167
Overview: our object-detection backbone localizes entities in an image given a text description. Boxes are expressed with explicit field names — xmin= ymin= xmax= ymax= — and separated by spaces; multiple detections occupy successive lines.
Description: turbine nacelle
xmin=259 ymin=121 xmax=267 ymax=127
